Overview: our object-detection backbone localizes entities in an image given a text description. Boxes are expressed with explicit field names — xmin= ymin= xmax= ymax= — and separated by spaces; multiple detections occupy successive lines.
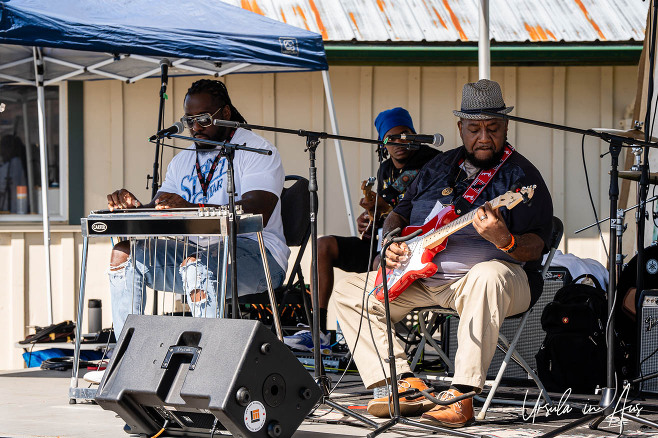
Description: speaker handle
xmin=161 ymin=346 xmax=202 ymax=371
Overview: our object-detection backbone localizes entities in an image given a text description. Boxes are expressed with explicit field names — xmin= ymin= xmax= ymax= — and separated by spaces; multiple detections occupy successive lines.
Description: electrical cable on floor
xmin=150 ymin=419 xmax=169 ymax=438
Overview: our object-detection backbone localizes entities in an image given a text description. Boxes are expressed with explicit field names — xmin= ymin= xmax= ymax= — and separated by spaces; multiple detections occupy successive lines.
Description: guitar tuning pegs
xmin=521 ymin=192 xmax=533 ymax=207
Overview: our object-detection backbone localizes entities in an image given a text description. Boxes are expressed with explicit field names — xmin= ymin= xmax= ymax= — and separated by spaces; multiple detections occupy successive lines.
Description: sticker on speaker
xmin=648 ymin=259 xmax=658 ymax=275
xmin=244 ymin=401 xmax=266 ymax=432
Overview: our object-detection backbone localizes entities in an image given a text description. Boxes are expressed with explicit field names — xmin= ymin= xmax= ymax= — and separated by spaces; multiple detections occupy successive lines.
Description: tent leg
xmin=33 ymin=47 xmax=54 ymax=325
xmin=321 ymin=70 xmax=356 ymax=237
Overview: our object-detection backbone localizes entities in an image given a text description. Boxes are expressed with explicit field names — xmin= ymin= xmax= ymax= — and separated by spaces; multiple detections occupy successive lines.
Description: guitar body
xmin=374 ymin=205 xmax=458 ymax=302
xmin=372 ymin=186 xmax=535 ymax=302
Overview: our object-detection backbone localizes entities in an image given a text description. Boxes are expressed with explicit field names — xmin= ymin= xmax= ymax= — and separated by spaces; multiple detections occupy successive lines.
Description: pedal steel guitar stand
xmin=478 ymin=109 xmax=658 ymax=437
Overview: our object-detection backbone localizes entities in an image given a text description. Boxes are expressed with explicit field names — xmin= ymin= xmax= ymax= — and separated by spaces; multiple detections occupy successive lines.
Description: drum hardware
xmin=616 ymin=170 xmax=658 ymax=185
xmin=631 ymin=146 xmax=643 ymax=171
xmin=574 ymin=195 xmax=658 ymax=234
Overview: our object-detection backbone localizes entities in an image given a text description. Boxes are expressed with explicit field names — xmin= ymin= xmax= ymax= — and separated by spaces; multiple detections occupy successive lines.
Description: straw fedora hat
xmin=453 ymin=79 xmax=514 ymax=120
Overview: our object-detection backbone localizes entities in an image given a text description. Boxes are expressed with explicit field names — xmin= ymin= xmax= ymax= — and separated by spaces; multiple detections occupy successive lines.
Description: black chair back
xmin=280 ymin=176 xmax=310 ymax=247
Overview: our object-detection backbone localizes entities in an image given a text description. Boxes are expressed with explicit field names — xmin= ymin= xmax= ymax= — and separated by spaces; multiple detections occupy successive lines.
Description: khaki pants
xmin=333 ymin=259 xmax=531 ymax=390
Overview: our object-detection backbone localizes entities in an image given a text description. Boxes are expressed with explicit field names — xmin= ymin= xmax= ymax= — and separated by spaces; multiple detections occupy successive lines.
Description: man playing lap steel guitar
xmin=333 ymin=79 xmax=553 ymax=426
xmin=106 ymin=79 xmax=289 ymax=339
xmin=284 ymin=108 xmax=438 ymax=353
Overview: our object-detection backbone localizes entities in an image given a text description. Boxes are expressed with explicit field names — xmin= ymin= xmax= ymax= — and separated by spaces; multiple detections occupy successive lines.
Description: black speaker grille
xmin=640 ymin=292 xmax=658 ymax=394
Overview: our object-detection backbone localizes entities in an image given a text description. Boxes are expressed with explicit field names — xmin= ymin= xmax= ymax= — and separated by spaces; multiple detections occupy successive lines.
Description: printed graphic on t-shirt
xmin=179 ymin=156 xmax=227 ymax=203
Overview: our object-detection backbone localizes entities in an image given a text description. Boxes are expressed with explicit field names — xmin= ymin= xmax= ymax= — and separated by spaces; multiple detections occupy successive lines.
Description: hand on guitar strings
xmin=357 ymin=211 xmax=373 ymax=239
xmin=154 ymin=193 xmax=196 ymax=210
xmin=359 ymin=195 xmax=392 ymax=221
xmin=107 ymin=189 xmax=142 ymax=211
xmin=385 ymin=241 xmax=409 ymax=269
xmin=472 ymin=201 xmax=513 ymax=249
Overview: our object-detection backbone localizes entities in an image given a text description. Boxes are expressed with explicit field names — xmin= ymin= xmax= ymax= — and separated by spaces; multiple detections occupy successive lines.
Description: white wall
xmin=0 ymin=64 xmax=640 ymax=370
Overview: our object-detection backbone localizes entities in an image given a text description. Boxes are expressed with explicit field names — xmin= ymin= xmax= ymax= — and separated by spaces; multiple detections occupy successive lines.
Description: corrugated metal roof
xmin=224 ymin=0 xmax=648 ymax=43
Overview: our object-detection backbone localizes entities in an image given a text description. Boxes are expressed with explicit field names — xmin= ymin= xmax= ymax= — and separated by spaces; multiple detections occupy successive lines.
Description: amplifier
xmin=639 ymin=290 xmax=658 ymax=394
xmin=448 ymin=267 xmax=572 ymax=379
xmin=95 ymin=315 xmax=321 ymax=438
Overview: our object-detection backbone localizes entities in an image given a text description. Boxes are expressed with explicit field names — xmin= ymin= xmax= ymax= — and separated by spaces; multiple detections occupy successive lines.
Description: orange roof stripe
xmin=349 ymin=11 xmax=360 ymax=33
xmin=308 ymin=0 xmax=328 ymax=40
xmin=432 ymin=5 xmax=448 ymax=29
xmin=574 ymin=0 xmax=606 ymax=41
xmin=294 ymin=5 xmax=311 ymax=31
xmin=240 ymin=0 xmax=264 ymax=16
xmin=442 ymin=0 xmax=467 ymax=41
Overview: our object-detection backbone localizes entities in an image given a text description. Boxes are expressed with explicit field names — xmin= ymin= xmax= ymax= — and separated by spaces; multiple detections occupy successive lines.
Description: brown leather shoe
xmin=420 ymin=388 xmax=475 ymax=428
xmin=367 ymin=377 xmax=434 ymax=418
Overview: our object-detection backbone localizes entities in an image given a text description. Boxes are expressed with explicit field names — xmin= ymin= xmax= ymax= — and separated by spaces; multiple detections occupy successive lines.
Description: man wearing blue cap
xmin=284 ymin=107 xmax=438 ymax=353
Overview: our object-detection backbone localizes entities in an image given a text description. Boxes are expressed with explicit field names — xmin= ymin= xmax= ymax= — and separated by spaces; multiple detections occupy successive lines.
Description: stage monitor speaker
xmin=95 ymin=315 xmax=321 ymax=438
xmin=639 ymin=290 xmax=658 ymax=394
xmin=448 ymin=266 xmax=572 ymax=379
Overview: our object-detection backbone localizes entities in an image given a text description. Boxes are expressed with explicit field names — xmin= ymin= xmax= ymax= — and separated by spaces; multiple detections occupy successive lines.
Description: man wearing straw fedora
xmin=333 ymin=79 xmax=553 ymax=427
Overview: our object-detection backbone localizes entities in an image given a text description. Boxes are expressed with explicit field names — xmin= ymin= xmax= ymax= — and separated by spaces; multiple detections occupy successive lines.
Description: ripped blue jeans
xmin=108 ymin=237 xmax=285 ymax=336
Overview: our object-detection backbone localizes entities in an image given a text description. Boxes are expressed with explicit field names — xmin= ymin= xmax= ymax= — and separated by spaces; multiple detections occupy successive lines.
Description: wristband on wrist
xmin=498 ymin=234 xmax=517 ymax=253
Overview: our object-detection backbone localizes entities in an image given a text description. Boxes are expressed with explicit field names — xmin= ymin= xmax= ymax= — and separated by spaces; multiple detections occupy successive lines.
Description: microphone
xmin=387 ymin=133 xmax=444 ymax=148
xmin=149 ymin=121 xmax=183 ymax=141
xmin=159 ymin=58 xmax=171 ymax=87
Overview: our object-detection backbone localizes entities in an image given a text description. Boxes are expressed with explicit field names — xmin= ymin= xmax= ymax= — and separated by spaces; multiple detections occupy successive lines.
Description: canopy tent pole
xmin=321 ymin=70 xmax=356 ymax=236
xmin=479 ymin=0 xmax=491 ymax=79
xmin=33 ymin=47 xmax=53 ymax=325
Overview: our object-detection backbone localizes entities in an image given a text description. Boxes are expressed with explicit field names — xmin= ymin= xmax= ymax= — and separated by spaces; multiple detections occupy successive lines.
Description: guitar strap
xmin=380 ymin=169 xmax=420 ymax=206
xmin=194 ymin=129 xmax=236 ymax=199
xmin=453 ymin=144 xmax=515 ymax=215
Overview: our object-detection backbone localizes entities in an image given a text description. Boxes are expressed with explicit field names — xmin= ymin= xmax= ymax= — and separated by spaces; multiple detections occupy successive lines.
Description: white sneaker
xmin=283 ymin=330 xmax=331 ymax=354
xmin=83 ymin=369 xmax=105 ymax=385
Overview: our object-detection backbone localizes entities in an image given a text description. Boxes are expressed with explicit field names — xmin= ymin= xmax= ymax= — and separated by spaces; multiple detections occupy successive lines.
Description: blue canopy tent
xmin=0 ymin=0 xmax=355 ymax=324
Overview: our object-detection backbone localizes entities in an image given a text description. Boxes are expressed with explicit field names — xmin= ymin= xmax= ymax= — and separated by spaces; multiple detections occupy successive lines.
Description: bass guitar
xmin=374 ymin=186 xmax=535 ymax=302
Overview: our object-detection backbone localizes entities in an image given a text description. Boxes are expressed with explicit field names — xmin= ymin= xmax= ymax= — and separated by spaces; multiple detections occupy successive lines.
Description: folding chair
xmin=239 ymin=175 xmax=313 ymax=327
xmin=410 ymin=216 xmax=564 ymax=420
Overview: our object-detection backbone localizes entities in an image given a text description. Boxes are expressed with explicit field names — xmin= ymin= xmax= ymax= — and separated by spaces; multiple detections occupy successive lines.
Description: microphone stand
xmin=212 ymin=120 xmax=485 ymax=438
xmin=367 ymin=229 xmax=480 ymax=438
xmin=149 ymin=133 xmax=271 ymax=321
xmin=478 ymin=110 xmax=658 ymax=437
xmin=149 ymin=59 xmax=170 ymax=314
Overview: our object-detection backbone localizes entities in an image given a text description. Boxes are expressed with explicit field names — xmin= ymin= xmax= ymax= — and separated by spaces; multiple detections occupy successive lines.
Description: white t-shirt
xmin=159 ymin=128 xmax=290 ymax=272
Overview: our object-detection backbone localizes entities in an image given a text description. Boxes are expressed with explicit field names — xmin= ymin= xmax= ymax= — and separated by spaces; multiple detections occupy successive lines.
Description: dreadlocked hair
xmin=185 ymin=79 xmax=247 ymax=124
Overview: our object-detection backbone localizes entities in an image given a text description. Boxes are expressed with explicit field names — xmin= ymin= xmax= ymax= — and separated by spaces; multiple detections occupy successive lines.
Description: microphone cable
xmin=582 ymin=133 xmax=609 ymax=259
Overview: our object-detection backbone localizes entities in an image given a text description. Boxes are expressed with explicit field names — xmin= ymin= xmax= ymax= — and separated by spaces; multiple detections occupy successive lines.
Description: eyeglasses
xmin=180 ymin=106 xmax=224 ymax=129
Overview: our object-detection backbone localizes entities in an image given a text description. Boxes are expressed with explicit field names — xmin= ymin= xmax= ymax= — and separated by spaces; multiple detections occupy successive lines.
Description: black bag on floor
xmin=535 ymin=274 xmax=607 ymax=393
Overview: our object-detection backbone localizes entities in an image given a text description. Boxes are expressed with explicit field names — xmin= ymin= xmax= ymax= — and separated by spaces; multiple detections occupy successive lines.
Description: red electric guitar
xmin=374 ymin=186 xmax=535 ymax=302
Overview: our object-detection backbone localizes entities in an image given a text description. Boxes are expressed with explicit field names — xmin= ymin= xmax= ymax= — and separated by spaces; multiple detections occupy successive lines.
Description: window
xmin=0 ymin=84 xmax=67 ymax=221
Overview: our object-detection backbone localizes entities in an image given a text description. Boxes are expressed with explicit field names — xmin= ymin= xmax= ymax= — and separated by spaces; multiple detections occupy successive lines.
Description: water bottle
xmin=16 ymin=185 xmax=27 ymax=214
xmin=88 ymin=299 xmax=102 ymax=334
